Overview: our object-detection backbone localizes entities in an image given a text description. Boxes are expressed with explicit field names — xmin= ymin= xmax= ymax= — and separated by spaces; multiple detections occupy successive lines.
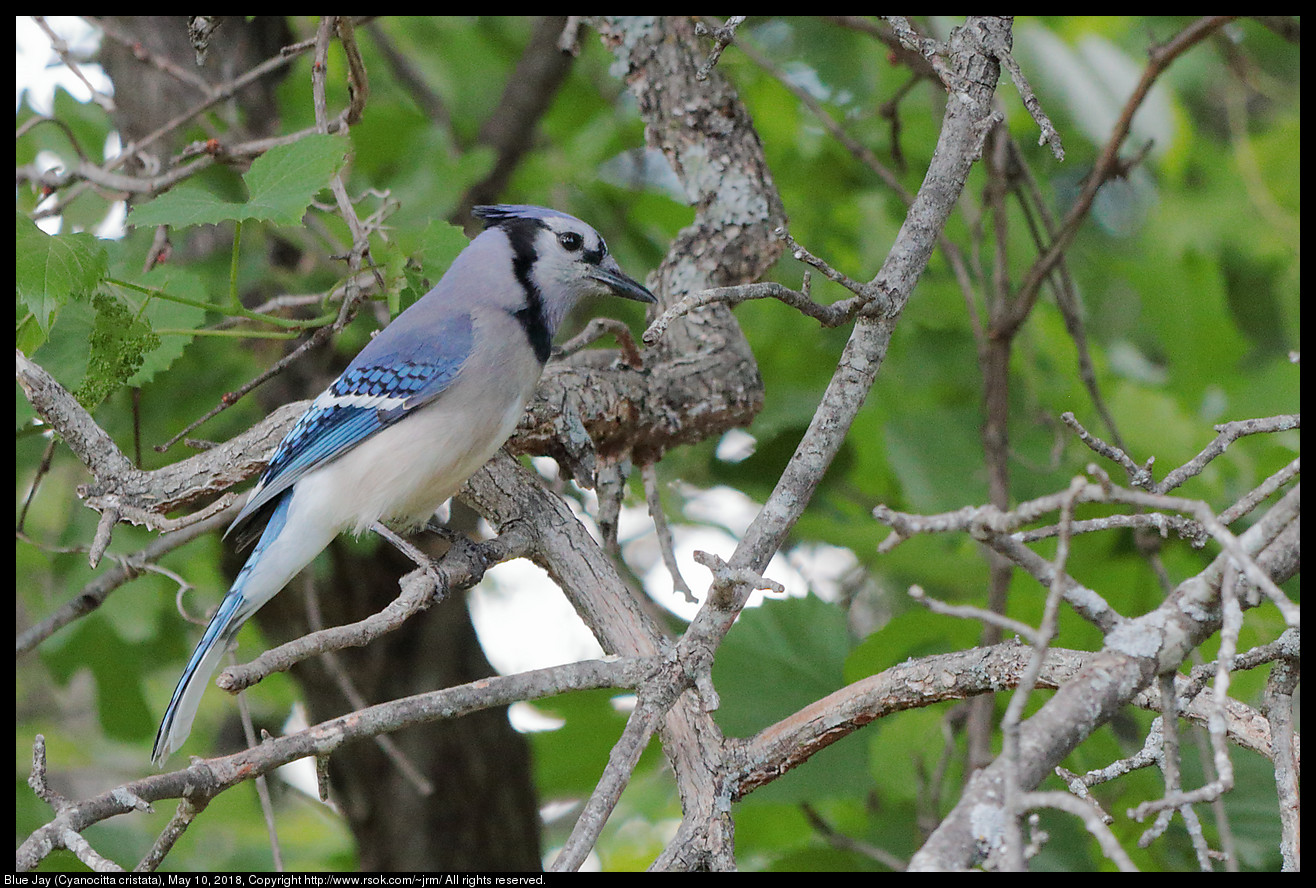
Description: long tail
xmin=151 ymin=572 xmax=250 ymax=766
xmin=151 ymin=490 xmax=331 ymax=766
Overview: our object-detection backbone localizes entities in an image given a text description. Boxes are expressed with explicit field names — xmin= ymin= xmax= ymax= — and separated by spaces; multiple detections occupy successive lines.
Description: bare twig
xmin=551 ymin=676 xmax=678 ymax=871
xmin=1020 ymin=791 xmax=1138 ymax=871
xmin=217 ymin=525 xmax=517 ymax=695
xmin=558 ymin=317 xmax=646 ymax=369
xmin=694 ymin=16 xmax=746 ymax=81
xmin=729 ymin=17 xmax=1012 ymax=586
xmin=18 ymin=657 xmax=659 ymax=871
xmin=301 ymin=573 xmax=435 ymax=797
xmin=1263 ymin=655 xmax=1301 ymax=871
xmin=971 ymin=18 xmax=1064 ymax=160
xmin=1156 ymin=415 xmax=1301 ymax=495
xmin=15 ymin=505 xmax=237 ymax=655
xmin=876 ymin=475 xmax=1300 ymax=628
xmin=642 ymin=462 xmax=695 ymax=603
xmin=1011 ymin=17 xmax=1240 ymax=323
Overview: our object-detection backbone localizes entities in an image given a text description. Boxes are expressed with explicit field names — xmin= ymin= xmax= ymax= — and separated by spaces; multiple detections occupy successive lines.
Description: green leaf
xmin=714 ymin=595 xmax=851 ymax=735
xmin=844 ymin=609 xmax=981 ymax=684
xmin=713 ymin=595 xmax=869 ymax=804
xmin=15 ymin=313 xmax=46 ymax=356
xmin=75 ymin=293 xmax=161 ymax=408
xmin=41 ymin=613 xmax=153 ymax=743
xmin=128 ymin=134 xmax=349 ymax=229
xmin=241 ymin=133 xmax=352 ymax=225
xmin=531 ymin=688 xmax=640 ymax=798
xmin=410 ymin=218 xmax=471 ymax=274
xmin=124 ymin=184 xmax=242 ymax=229
xmin=14 ymin=214 xmax=109 ymax=336
xmin=396 ymin=218 xmax=472 ymax=312
xmin=124 ymin=268 xmax=210 ymax=386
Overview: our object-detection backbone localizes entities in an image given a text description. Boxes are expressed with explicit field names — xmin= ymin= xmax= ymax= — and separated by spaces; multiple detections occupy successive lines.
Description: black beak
xmin=589 ymin=257 xmax=657 ymax=304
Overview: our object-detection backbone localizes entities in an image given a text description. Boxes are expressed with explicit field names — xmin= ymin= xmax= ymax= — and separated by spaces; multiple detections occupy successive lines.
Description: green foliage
xmin=15 ymin=213 xmax=108 ymax=335
xmin=127 ymin=135 xmax=349 ymax=229
xmin=531 ymin=689 xmax=644 ymax=799
xmin=714 ymin=595 xmax=868 ymax=805
xmin=74 ymin=294 xmax=161 ymax=408
xmin=42 ymin=610 xmax=155 ymax=741
xmin=15 ymin=16 xmax=1298 ymax=873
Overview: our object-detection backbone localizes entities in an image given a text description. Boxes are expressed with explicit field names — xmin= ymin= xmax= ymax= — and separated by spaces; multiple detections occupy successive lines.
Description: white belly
xmin=292 ymin=334 xmax=542 ymax=535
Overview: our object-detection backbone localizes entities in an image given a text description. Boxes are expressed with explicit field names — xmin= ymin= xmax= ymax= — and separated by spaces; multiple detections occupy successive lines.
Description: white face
xmin=530 ymin=216 xmax=610 ymax=294
xmin=528 ymin=217 xmax=653 ymax=330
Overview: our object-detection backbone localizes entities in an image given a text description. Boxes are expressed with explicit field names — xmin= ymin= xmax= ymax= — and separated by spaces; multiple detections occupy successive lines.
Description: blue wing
xmin=227 ymin=308 xmax=475 ymax=547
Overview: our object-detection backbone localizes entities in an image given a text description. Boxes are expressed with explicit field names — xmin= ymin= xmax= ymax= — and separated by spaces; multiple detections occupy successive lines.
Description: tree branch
xmin=909 ymin=484 xmax=1299 ymax=870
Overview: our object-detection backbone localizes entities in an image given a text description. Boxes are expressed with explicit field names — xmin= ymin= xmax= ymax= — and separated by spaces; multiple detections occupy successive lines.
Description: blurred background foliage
xmin=16 ymin=16 xmax=1299 ymax=871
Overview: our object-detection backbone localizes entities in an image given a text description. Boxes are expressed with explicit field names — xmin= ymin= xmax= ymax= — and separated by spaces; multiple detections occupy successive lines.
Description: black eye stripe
xmin=558 ymin=229 xmax=609 ymax=265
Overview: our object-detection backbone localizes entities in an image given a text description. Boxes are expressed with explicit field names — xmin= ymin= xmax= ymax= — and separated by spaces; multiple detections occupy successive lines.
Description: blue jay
xmin=152 ymin=205 xmax=655 ymax=765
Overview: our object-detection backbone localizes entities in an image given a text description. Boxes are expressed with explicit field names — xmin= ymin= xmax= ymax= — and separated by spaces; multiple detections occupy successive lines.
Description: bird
xmin=152 ymin=204 xmax=656 ymax=765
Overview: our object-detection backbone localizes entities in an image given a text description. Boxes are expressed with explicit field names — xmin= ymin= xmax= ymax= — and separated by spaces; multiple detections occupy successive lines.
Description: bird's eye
xmin=559 ymin=231 xmax=583 ymax=252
